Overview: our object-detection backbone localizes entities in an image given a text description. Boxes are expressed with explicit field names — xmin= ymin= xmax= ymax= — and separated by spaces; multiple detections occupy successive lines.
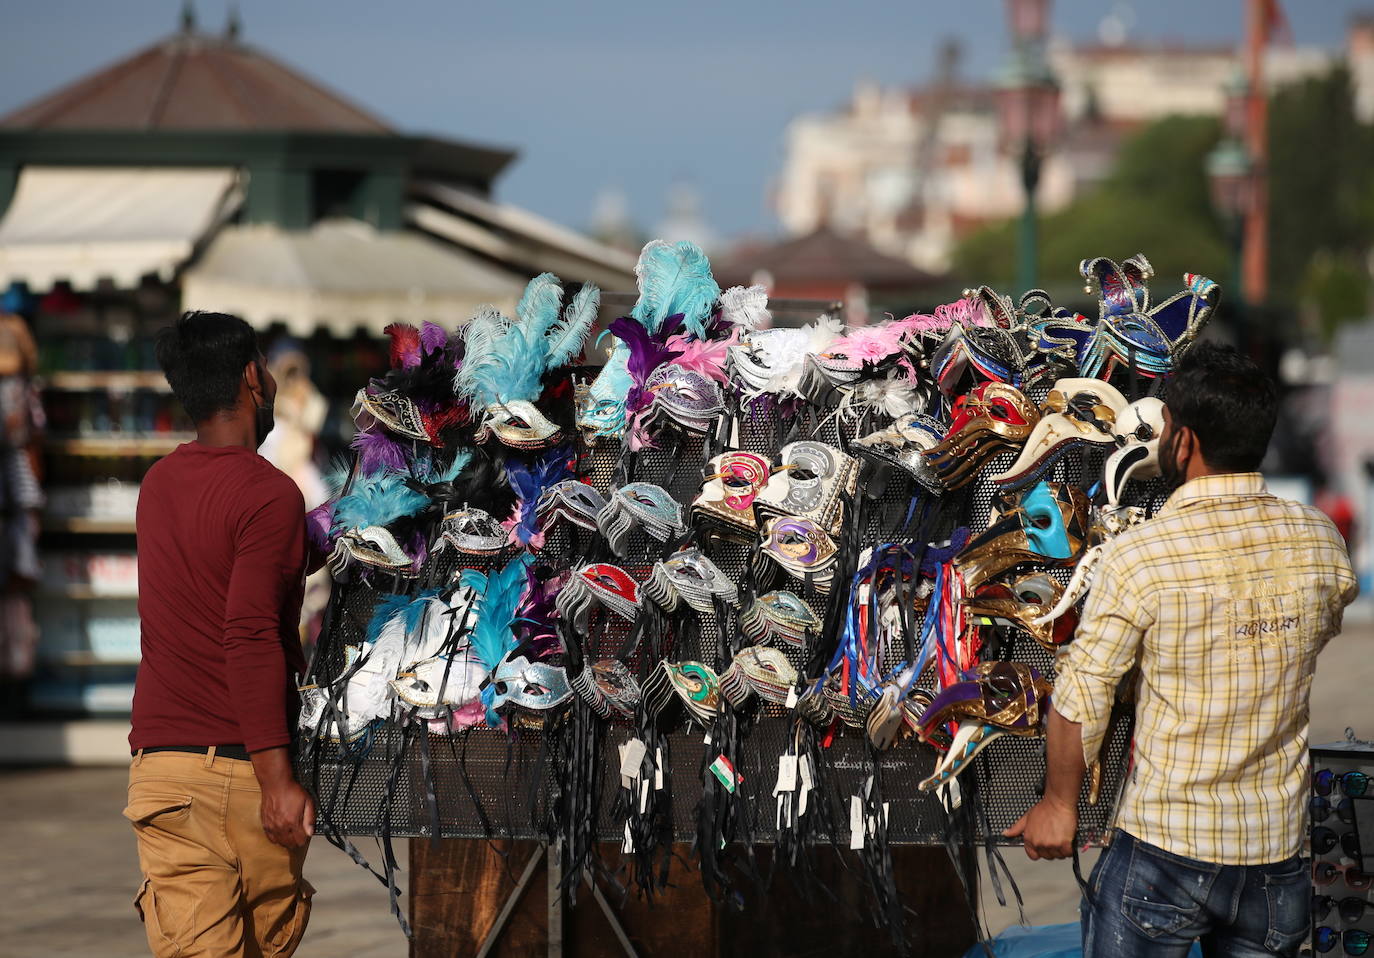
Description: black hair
xmin=154 ymin=310 xmax=260 ymax=424
xmin=1166 ymin=342 xmax=1277 ymax=472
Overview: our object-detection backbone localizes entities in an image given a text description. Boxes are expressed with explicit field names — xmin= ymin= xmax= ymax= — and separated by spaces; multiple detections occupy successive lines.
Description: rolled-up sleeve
xmin=1054 ymin=542 xmax=1150 ymax=767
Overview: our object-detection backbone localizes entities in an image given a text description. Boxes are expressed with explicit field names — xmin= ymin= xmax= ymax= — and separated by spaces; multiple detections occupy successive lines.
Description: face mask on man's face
xmin=1158 ymin=423 xmax=1188 ymax=491
xmin=252 ymin=361 xmax=276 ymax=448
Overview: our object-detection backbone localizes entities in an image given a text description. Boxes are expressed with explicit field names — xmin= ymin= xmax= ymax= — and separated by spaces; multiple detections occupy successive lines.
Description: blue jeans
xmin=1082 ymin=830 xmax=1308 ymax=958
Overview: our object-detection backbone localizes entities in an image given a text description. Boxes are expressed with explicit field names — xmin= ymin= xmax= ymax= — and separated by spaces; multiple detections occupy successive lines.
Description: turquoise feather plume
xmin=454 ymin=275 xmax=600 ymax=408
xmin=629 ymin=240 xmax=720 ymax=339
xmin=414 ymin=449 xmax=473 ymax=486
xmin=332 ymin=473 xmax=429 ymax=532
xmin=364 ymin=589 xmax=442 ymax=645
xmin=458 ymin=553 xmax=532 ymax=675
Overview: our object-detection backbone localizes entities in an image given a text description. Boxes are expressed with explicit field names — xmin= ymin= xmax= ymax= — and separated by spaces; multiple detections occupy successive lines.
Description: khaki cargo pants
xmin=125 ymin=748 xmax=314 ymax=958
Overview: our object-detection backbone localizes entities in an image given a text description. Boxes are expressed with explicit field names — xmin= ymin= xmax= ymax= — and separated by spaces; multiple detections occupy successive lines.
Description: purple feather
xmin=420 ymin=321 xmax=448 ymax=357
xmin=609 ymin=314 xmax=684 ymax=415
xmin=516 ymin=567 xmax=564 ymax=658
xmin=407 ymin=529 xmax=429 ymax=573
xmin=351 ymin=428 xmax=412 ymax=476
xmin=306 ymin=501 xmax=336 ymax=552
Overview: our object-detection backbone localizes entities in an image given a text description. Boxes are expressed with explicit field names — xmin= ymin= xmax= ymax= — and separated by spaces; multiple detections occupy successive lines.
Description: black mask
xmin=252 ymin=360 xmax=275 ymax=448
xmin=1158 ymin=423 xmax=1187 ymax=492
xmin=254 ymin=396 xmax=275 ymax=448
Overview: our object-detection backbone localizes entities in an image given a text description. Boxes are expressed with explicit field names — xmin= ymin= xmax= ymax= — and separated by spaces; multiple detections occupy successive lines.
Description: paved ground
xmin=3 ymin=624 xmax=1370 ymax=957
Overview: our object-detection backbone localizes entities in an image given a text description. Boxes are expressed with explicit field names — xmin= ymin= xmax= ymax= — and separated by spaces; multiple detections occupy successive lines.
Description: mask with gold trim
xmin=755 ymin=441 xmax=859 ymax=535
xmin=953 ymin=481 xmax=1089 ymax=591
xmin=692 ymin=451 xmax=771 ymax=537
xmin=991 ymin=378 xmax=1128 ymax=490
xmin=922 ymin=382 xmax=1040 ymax=490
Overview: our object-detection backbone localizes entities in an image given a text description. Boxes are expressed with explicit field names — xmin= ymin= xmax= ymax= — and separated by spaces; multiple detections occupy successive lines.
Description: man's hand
xmin=250 ymin=745 xmax=316 ymax=848
xmin=260 ymin=779 xmax=316 ymax=848
xmin=1003 ymin=795 xmax=1077 ymax=860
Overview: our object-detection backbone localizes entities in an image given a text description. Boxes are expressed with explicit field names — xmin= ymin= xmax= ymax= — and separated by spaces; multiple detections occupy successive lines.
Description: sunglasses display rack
xmin=1312 ymin=738 xmax=1374 ymax=956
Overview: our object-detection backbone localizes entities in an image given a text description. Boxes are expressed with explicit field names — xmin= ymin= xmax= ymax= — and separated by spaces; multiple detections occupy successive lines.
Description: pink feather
xmin=664 ymin=328 xmax=739 ymax=384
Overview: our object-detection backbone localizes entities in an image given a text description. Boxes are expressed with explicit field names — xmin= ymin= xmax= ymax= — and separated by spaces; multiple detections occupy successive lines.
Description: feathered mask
xmin=454 ymin=273 xmax=600 ymax=449
xmin=458 ymin=553 xmax=533 ymax=725
xmin=576 ymin=241 xmax=722 ymax=442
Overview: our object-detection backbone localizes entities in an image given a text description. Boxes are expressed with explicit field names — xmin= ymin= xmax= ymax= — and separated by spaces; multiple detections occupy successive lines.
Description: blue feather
xmin=459 ymin=554 xmax=533 ymax=723
xmin=506 ymin=448 xmax=573 ymax=546
xmin=363 ymin=590 xmax=441 ymax=646
xmin=629 ymin=240 xmax=720 ymax=339
xmin=414 ymin=449 xmax=473 ymax=486
xmin=515 ymin=273 xmax=564 ymax=344
xmin=332 ymin=473 xmax=429 ymax=532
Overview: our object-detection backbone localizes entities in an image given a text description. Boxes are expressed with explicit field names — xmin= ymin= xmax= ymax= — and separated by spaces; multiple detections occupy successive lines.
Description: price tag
xmin=775 ymin=754 xmax=798 ymax=794
xmin=799 ymin=754 xmax=814 ymax=790
xmin=639 ymin=778 xmax=651 ymax=813
xmin=654 ymin=748 xmax=664 ymax=790
xmin=622 ymin=821 xmax=634 ymax=853
xmin=849 ymin=795 xmax=865 ymax=849
xmin=785 ymin=686 xmax=799 ymax=709
xmin=619 ymin=737 xmax=647 ymax=779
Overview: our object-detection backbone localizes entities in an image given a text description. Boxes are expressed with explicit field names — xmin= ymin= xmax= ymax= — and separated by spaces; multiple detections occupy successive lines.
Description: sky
xmin=2 ymin=1 xmax=1371 ymax=241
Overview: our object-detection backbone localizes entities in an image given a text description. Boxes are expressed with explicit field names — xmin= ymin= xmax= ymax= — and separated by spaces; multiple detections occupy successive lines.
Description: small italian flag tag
xmin=708 ymin=754 xmax=742 ymax=793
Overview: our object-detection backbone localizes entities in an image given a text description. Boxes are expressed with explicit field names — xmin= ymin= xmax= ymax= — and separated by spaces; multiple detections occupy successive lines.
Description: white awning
xmin=0 ymin=166 xmax=241 ymax=291
xmin=409 ymin=180 xmax=637 ymax=290
xmin=181 ymin=219 xmax=525 ymax=335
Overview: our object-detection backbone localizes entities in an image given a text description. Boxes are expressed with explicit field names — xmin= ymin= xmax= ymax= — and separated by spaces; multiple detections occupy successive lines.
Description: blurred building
xmin=0 ymin=11 xmax=633 ymax=720
xmin=773 ymin=20 xmax=1374 ymax=274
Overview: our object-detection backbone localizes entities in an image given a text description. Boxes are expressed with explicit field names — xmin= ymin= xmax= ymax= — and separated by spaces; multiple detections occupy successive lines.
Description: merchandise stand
xmin=295 ymin=251 xmax=1207 ymax=954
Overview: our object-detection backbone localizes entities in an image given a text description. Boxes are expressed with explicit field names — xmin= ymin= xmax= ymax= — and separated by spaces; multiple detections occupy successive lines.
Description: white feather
xmin=720 ymin=285 xmax=770 ymax=330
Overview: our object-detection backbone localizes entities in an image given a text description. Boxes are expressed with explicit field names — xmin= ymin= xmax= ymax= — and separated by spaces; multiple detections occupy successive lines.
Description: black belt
xmin=137 ymin=744 xmax=252 ymax=762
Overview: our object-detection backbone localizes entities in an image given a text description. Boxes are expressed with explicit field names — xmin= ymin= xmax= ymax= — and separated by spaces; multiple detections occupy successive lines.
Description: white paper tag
xmin=621 ymin=774 xmax=633 ymax=790
xmin=703 ymin=732 xmax=712 ymax=745
xmin=775 ymin=754 xmax=798 ymax=794
xmin=784 ymin=685 xmax=799 ymax=709
xmin=799 ymin=785 xmax=810 ymax=818
xmin=654 ymin=748 xmax=664 ymax=790
xmin=639 ymin=778 xmax=651 ymax=813
xmin=799 ymin=754 xmax=814 ymax=790
xmin=849 ymin=795 xmax=866 ymax=849
xmin=622 ymin=820 xmax=634 ymax=853
xmin=883 ymin=801 xmax=891 ymax=827
xmin=620 ymin=737 xmax=647 ymax=779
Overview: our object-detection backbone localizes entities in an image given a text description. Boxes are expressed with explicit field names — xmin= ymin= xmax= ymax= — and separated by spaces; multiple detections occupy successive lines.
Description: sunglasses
xmin=1316 ymin=927 xmax=1372 ymax=956
xmin=1316 ymin=769 xmax=1370 ymax=797
xmin=1314 ymin=860 xmax=1374 ymax=890
xmin=1314 ymin=796 xmax=1359 ymax=825
xmin=1314 ymin=894 xmax=1373 ymax=924
xmin=1313 ymin=825 xmax=1363 ymax=858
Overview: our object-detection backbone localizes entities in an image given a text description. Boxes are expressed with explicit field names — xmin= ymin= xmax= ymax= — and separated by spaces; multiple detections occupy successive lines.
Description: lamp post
xmin=1206 ymin=68 xmax=1255 ymax=341
xmin=998 ymin=0 xmax=1060 ymax=295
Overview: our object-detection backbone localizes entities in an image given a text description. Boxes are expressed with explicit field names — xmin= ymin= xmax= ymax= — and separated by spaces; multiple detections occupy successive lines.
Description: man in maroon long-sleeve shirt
xmin=125 ymin=311 xmax=316 ymax=958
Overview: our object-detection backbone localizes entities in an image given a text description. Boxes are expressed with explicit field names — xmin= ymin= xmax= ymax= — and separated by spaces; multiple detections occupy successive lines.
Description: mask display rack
xmin=295 ymin=243 xmax=1212 ymax=945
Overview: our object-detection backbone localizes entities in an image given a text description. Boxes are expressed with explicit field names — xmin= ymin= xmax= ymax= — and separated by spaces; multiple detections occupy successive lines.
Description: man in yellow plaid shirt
xmin=1006 ymin=343 xmax=1358 ymax=957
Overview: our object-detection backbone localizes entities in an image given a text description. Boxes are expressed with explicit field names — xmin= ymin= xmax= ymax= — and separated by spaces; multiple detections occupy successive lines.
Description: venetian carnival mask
xmin=760 ymin=516 xmax=839 ymax=591
xmin=965 ymin=572 xmax=1079 ymax=650
xmin=596 ymin=483 xmax=686 ymax=555
xmin=571 ymin=658 xmax=641 ymax=719
xmin=930 ymin=317 xmax=1030 ymax=395
xmin=740 ymin=591 xmax=823 ymax=650
xmin=922 ymin=382 xmax=1040 ymax=490
xmin=643 ymin=547 xmax=738 ymax=614
xmin=432 ymin=507 xmax=508 ymax=556
xmin=485 ymin=655 xmax=573 ymax=712
xmin=644 ymin=363 xmax=725 ymax=432
xmin=719 ymin=646 xmax=799 ymax=707
xmin=953 ymin=481 xmax=1090 ymax=592
xmin=692 ymin=451 xmax=772 ymax=537
xmin=991 ymin=378 xmax=1128 ymax=489
xmin=1078 ymin=255 xmax=1218 ymax=380
xmin=853 ymin=412 xmax=947 ymax=495
xmin=474 ymin=400 xmax=562 ymax=450
xmin=353 ymin=387 xmax=430 ymax=441
xmin=916 ymin=661 xmax=1053 ymax=793
xmin=755 ymin=441 xmax=859 ymax=535
xmin=536 ymin=480 xmax=607 ymax=534
xmin=1104 ymin=397 xmax=1165 ymax=507
xmin=576 ymin=353 xmax=632 ymax=442
xmin=555 ymin=563 xmax=640 ymax=626
xmin=643 ymin=660 xmax=721 ymax=726
xmin=327 ymin=526 xmax=415 ymax=578
xmin=389 ymin=655 xmax=486 ymax=719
